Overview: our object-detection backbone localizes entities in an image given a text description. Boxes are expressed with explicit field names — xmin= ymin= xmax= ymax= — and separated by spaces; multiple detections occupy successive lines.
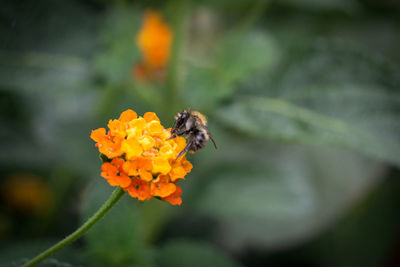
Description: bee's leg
xmin=168 ymin=130 xmax=190 ymax=140
xmin=170 ymin=121 xmax=177 ymax=134
xmin=171 ymin=119 xmax=187 ymax=134
xmin=176 ymin=140 xmax=193 ymax=160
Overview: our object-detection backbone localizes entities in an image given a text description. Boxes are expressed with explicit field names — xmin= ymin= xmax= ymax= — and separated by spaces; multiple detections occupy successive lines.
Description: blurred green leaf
xmin=216 ymin=31 xmax=279 ymax=85
xmin=193 ymin=146 xmax=385 ymax=250
xmin=0 ymin=0 xmax=99 ymax=174
xmin=184 ymin=31 xmax=279 ymax=111
xmin=270 ymin=42 xmax=400 ymax=95
xmin=157 ymin=239 xmax=241 ymax=267
xmin=242 ymin=42 xmax=400 ymax=102
xmin=216 ymin=94 xmax=400 ymax=166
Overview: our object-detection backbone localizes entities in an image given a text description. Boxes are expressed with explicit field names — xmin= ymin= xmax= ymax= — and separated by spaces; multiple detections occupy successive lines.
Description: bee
xmin=169 ymin=109 xmax=217 ymax=159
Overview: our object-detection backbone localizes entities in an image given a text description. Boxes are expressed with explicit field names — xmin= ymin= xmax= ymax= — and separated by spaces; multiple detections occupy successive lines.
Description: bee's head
xmin=171 ymin=110 xmax=190 ymax=134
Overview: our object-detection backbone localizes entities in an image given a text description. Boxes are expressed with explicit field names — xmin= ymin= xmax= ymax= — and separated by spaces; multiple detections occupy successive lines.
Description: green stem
xmin=22 ymin=187 xmax=125 ymax=267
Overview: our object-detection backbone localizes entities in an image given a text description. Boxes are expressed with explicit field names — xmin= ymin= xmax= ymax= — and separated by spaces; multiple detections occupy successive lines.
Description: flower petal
xmin=127 ymin=178 xmax=151 ymax=201
xmin=122 ymin=138 xmax=143 ymax=159
xmin=143 ymin=112 xmax=160 ymax=122
xmin=162 ymin=186 xmax=182 ymax=205
xmin=138 ymin=135 xmax=156 ymax=151
xmin=152 ymin=157 xmax=171 ymax=174
xmin=119 ymin=109 xmax=137 ymax=122
xmin=139 ymin=169 xmax=153 ymax=182
xmin=169 ymin=166 xmax=186 ymax=182
xmin=151 ymin=175 xmax=176 ymax=197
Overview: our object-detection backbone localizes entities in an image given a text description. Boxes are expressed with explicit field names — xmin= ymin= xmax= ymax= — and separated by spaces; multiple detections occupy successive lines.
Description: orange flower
xmin=90 ymin=128 xmax=124 ymax=159
xmin=137 ymin=10 xmax=172 ymax=68
xmin=91 ymin=109 xmax=192 ymax=205
xmin=162 ymin=185 xmax=182 ymax=206
xmin=101 ymin=158 xmax=132 ymax=188
xmin=126 ymin=178 xmax=151 ymax=201
xmin=2 ymin=173 xmax=52 ymax=214
xmin=151 ymin=174 xmax=176 ymax=197
xmin=133 ymin=10 xmax=172 ymax=81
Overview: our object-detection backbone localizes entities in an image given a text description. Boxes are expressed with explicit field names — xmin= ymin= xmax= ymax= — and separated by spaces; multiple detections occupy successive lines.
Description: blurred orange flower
xmin=133 ymin=10 xmax=172 ymax=81
xmin=90 ymin=109 xmax=190 ymax=205
xmin=2 ymin=173 xmax=52 ymax=214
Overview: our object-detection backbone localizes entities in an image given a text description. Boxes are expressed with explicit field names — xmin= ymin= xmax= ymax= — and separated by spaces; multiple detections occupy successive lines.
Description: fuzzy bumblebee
xmin=169 ymin=109 xmax=217 ymax=159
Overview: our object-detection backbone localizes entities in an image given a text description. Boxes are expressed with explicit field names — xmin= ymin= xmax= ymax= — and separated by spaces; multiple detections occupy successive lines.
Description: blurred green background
xmin=1 ymin=0 xmax=400 ymax=266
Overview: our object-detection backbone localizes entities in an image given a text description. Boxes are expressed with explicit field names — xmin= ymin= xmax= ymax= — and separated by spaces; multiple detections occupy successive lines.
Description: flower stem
xmin=22 ymin=187 xmax=125 ymax=267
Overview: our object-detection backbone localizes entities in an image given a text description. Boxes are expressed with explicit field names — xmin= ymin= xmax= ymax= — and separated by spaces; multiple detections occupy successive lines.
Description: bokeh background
xmin=1 ymin=0 xmax=400 ymax=266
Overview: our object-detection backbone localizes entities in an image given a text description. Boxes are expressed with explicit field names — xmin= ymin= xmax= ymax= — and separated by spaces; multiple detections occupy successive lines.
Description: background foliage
xmin=0 ymin=0 xmax=399 ymax=266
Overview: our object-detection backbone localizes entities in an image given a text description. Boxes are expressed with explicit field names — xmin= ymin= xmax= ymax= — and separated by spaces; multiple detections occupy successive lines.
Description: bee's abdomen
xmin=189 ymin=129 xmax=209 ymax=152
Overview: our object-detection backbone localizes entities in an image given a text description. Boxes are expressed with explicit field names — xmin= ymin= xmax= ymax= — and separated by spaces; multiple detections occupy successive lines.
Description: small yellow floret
xmin=152 ymin=157 xmax=171 ymax=174
xmin=122 ymin=138 xmax=143 ymax=159
xmin=147 ymin=120 xmax=164 ymax=135
xmin=127 ymin=118 xmax=146 ymax=139
xmin=138 ymin=135 xmax=156 ymax=151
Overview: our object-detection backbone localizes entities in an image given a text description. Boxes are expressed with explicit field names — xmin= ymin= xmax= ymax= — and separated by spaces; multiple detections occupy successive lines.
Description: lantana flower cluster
xmin=90 ymin=109 xmax=192 ymax=205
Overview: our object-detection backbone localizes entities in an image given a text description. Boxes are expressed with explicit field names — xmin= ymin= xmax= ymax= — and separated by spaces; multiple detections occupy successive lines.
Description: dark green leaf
xmin=216 ymin=94 xmax=400 ymax=166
